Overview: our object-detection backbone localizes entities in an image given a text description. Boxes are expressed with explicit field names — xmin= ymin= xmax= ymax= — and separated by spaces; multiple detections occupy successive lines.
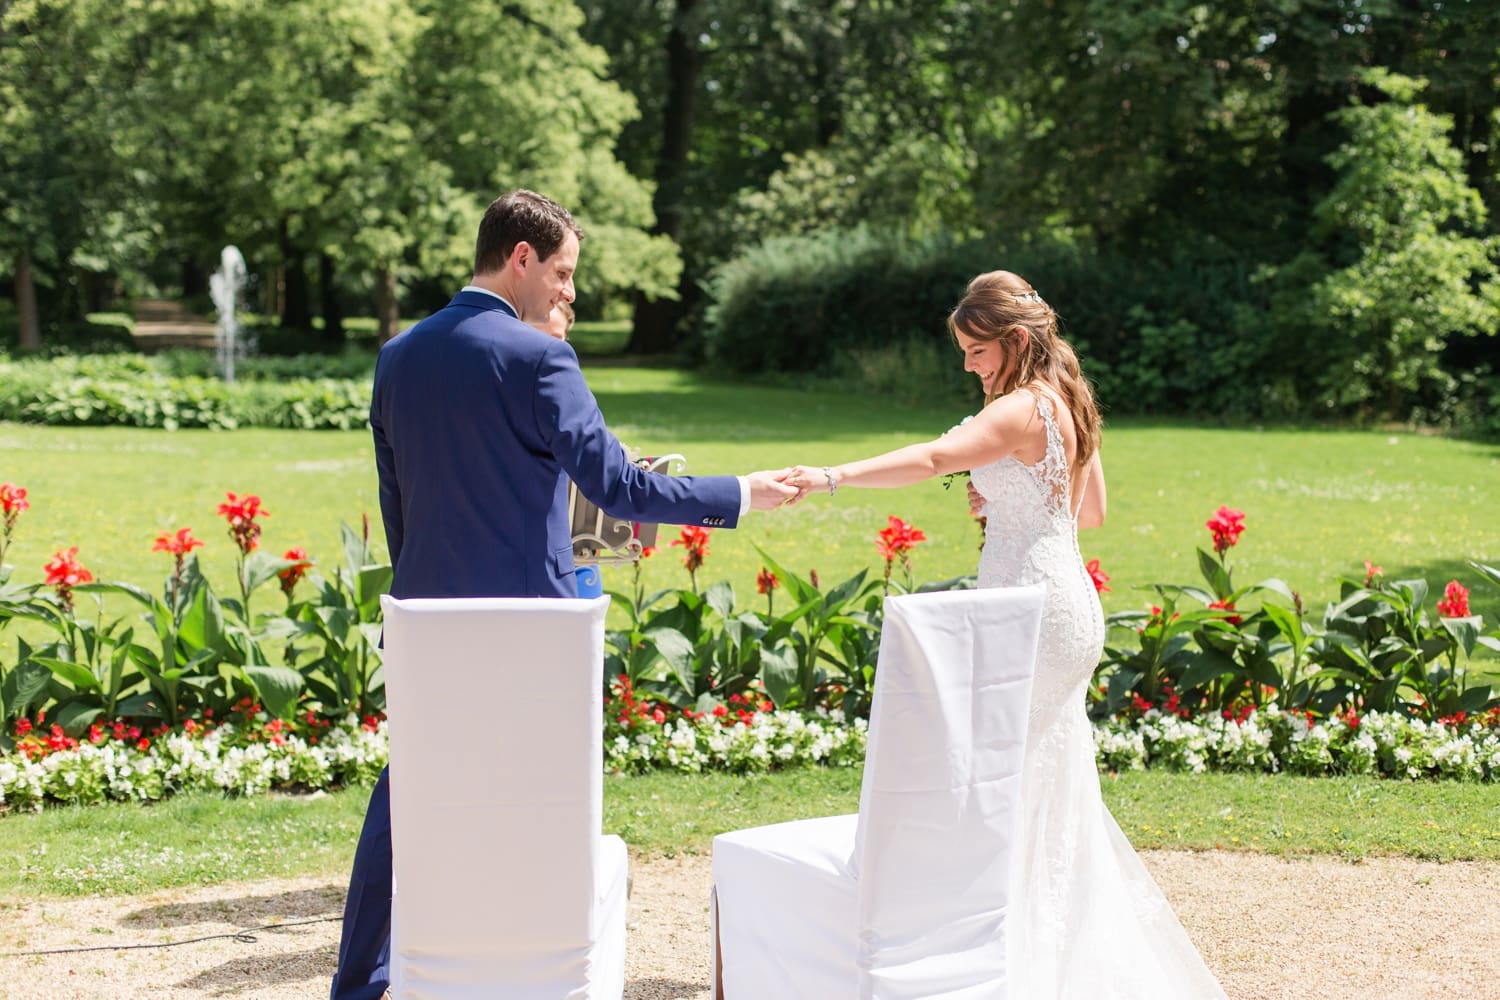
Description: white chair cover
xmin=382 ymin=595 xmax=627 ymax=1000
xmin=713 ymin=585 xmax=1044 ymax=1000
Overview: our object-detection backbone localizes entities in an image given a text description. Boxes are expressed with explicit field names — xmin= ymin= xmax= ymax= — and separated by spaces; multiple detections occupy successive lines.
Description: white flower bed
xmin=604 ymin=708 xmax=869 ymax=775
xmin=6 ymin=706 xmax=1500 ymax=812
xmin=0 ymin=721 xmax=389 ymax=812
xmin=1093 ymin=706 xmax=1500 ymax=782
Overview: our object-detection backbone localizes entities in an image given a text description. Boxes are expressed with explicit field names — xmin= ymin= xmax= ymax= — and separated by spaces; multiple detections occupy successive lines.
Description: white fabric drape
xmin=713 ymin=585 xmax=1044 ymax=999
xmin=382 ymin=595 xmax=627 ymax=999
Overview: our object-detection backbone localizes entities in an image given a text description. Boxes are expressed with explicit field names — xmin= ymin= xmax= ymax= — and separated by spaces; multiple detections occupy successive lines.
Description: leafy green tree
xmin=396 ymin=0 xmax=678 ymax=324
xmin=4 ymin=0 xmax=675 ymax=344
xmin=0 ymin=0 xmax=138 ymax=348
xmin=1274 ymin=70 xmax=1499 ymax=416
xmin=581 ymin=0 xmax=980 ymax=350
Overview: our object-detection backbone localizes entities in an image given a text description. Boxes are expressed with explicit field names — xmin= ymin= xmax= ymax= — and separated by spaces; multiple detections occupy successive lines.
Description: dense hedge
xmin=0 ymin=353 xmax=372 ymax=430
xmin=704 ymin=227 xmax=1499 ymax=431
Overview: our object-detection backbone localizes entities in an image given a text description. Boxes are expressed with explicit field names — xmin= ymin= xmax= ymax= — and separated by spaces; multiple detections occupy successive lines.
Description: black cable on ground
xmin=0 ymin=914 xmax=343 ymax=958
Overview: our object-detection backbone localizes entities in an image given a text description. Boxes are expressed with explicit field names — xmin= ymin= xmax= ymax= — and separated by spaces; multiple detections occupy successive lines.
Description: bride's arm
xmin=1076 ymin=451 xmax=1106 ymax=529
xmin=790 ymin=394 xmax=1033 ymax=493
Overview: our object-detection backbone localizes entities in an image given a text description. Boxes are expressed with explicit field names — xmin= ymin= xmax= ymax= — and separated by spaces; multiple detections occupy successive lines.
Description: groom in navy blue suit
xmin=330 ymin=190 xmax=796 ymax=999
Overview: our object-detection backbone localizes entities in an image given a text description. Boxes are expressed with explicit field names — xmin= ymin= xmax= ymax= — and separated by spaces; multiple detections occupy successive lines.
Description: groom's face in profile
xmin=516 ymin=231 xmax=579 ymax=323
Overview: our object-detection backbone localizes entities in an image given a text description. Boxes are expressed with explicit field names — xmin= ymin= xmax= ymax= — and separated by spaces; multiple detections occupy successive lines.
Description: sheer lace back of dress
xmin=970 ymin=387 xmax=1075 ymax=550
xmin=1008 ymin=388 xmax=1072 ymax=519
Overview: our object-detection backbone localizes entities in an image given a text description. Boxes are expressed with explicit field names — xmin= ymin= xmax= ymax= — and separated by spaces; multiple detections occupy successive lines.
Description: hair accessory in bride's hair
xmin=1016 ymin=290 xmax=1044 ymax=305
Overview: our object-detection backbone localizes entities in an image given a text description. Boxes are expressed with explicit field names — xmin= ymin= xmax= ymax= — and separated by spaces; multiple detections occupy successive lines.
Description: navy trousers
xmin=331 ymin=767 xmax=392 ymax=1000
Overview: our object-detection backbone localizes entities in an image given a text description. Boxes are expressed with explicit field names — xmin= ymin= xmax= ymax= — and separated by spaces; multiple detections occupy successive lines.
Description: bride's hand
xmin=966 ymin=480 xmax=985 ymax=518
xmin=783 ymin=465 xmax=826 ymax=502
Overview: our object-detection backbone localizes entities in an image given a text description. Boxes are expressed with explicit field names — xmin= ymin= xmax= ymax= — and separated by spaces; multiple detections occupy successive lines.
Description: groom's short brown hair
xmin=473 ymin=190 xmax=584 ymax=275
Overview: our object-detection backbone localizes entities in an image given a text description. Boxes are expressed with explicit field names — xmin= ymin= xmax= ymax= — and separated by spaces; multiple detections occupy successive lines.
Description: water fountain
xmin=209 ymin=245 xmax=247 ymax=383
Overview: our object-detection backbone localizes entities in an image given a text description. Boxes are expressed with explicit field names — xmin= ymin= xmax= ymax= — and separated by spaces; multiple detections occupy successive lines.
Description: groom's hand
xmin=746 ymin=469 xmax=799 ymax=510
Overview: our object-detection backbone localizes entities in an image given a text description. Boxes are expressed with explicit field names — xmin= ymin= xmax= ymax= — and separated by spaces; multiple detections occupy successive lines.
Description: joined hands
xmin=744 ymin=468 xmax=800 ymax=510
xmin=743 ymin=467 xmax=828 ymax=510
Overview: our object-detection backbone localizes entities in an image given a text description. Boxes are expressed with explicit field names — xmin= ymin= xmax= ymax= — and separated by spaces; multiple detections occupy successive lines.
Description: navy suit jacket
xmin=371 ymin=290 xmax=742 ymax=598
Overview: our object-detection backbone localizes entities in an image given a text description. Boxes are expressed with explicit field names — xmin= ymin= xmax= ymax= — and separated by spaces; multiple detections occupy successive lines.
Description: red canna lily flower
xmin=0 ymin=482 xmax=29 ymax=518
xmin=875 ymin=516 xmax=927 ymax=563
xmin=1085 ymin=558 xmax=1111 ymax=594
xmin=44 ymin=546 xmax=94 ymax=587
xmin=1205 ymin=506 xmax=1246 ymax=556
xmin=44 ymin=546 xmax=94 ymax=612
xmin=0 ymin=482 xmax=28 ymax=563
xmin=756 ymin=567 xmax=779 ymax=595
xmin=1362 ymin=560 xmax=1383 ymax=588
xmin=279 ymin=546 xmax=313 ymax=595
xmin=153 ymin=527 xmax=205 ymax=557
xmin=670 ymin=526 xmax=712 ymax=580
xmin=217 ymin=491 xmax=270 ymax=554
xmin=1207 ymin=599 xmax=1242 ymax=626
xmin=1437 ymin=580 xmax=1470 ymax=619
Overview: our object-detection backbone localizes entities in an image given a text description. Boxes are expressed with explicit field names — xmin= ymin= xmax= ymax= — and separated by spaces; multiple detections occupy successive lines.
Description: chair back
xmin=382 ymin=595 xmax=611 ymax=995
xmin=851 ymin=586 xmax=1044 ymax=998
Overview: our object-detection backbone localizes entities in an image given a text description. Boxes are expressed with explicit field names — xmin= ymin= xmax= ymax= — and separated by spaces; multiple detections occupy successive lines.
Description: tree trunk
xmin=279 ymin=222 xmax=312 ymax=331
xmin=318 ymin=252 xmax=344 ymax=348
xmin=1467 ymin=101 xmax=1494 ymax=224
xmin=181 ymin=258 xmax=207 ymax=299
xmin=1279 ymin=20 xmax=1345 ymax=236
xmin=15 ymin=253 xmax=41 ymax=352
xmin=811 ymin=0 xmax=845 ymax=147
xmin=627 ymin=0 xmax=702 ymax=355
xmin=375 ymin=266 xmax=399 ymax=346
xmin=81 ymin=269 xmax=106 ymax=313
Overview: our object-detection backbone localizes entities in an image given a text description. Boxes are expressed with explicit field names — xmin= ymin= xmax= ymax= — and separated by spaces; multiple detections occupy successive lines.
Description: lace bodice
xmin=969 ymin=388 xmax=1104 ymax=719
xmin=970 ymin=388 xmax=1077 ymax=568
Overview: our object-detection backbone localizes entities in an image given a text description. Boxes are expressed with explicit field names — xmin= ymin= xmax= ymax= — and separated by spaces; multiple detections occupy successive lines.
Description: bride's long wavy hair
xmin=947 ymin=270 xmax=1101 ymax=470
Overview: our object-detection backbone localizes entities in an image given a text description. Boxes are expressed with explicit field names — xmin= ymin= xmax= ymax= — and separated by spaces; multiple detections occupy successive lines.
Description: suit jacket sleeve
xmin=371 ymin=357 xmax=404 ymax=569
xmin=533 ymin=340 xmax=742 ymax=528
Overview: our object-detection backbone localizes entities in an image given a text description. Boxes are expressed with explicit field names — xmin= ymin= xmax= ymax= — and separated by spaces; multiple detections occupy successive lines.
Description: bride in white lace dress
xmin=786 ymin=270 xmax=1227 ymax=999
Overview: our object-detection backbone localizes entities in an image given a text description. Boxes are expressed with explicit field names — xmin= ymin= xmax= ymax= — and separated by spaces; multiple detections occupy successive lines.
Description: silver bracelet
xmin=822 ymin=467 xmax=838 ymax=496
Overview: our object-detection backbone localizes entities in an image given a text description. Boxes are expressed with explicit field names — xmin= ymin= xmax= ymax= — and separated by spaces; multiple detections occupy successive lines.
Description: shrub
xmin=0 ymin=353 xmax=371 ymax=430
xmin=703 ymin=226 xmax=971 ymax=375
xmin=703 ymin=227 xmax=1281 ymax=419
xmin=0 ymin=304 xmax=135 ymax=356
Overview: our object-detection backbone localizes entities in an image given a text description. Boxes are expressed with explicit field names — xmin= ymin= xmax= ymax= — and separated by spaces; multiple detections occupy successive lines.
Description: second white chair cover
xmin=382 ymin=595 xmax=627 ymax=1000
xmin=713 ymin=585 xmax=1044 ymax=999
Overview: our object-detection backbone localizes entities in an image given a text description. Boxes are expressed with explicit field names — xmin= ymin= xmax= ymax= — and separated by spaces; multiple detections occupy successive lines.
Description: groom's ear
xmin=509 ymin=241 xmax=534 ymax=274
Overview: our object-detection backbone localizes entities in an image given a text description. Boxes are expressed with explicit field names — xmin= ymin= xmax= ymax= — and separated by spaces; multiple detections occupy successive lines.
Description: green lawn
xmin=4 ymin=769 xmax=1498 ymax=898
xmin=1 ymin=368 xmax=1496 ymax=624
xmin=605 ymin=768 xmax=1500 ymax=861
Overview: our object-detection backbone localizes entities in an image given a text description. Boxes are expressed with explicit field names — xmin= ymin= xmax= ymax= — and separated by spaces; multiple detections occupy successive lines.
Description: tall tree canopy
xmin=1 ymin=0 xmax=674 ymax=344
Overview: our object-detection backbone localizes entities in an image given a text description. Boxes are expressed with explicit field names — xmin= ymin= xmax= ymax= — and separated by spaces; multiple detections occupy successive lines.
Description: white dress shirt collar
xmin=460 ymin=284 xmax=519 ymax=318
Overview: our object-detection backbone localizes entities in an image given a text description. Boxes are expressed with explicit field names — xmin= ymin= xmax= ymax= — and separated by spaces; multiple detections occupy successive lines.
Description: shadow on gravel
xmin=123 ymin=884 xmax=344 ymax=928
xmin=176 ymin=943 xmax=338 ymax=992
xmin=626 ymin=978 xmax=709 ymax=999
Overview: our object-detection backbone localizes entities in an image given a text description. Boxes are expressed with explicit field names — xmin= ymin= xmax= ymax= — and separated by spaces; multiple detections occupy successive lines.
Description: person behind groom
xmin=330 ymin=189 xmax=797 ymax=1000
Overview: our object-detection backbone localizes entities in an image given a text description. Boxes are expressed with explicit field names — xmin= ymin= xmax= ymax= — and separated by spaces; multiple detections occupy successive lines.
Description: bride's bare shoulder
xmin=980 ymin=386 xmax=1052 ymax=434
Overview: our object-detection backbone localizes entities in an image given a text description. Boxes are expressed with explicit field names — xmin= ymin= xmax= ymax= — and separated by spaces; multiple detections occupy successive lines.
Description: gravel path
xmin=2 ymin=850 xmax=1496 ymax=999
